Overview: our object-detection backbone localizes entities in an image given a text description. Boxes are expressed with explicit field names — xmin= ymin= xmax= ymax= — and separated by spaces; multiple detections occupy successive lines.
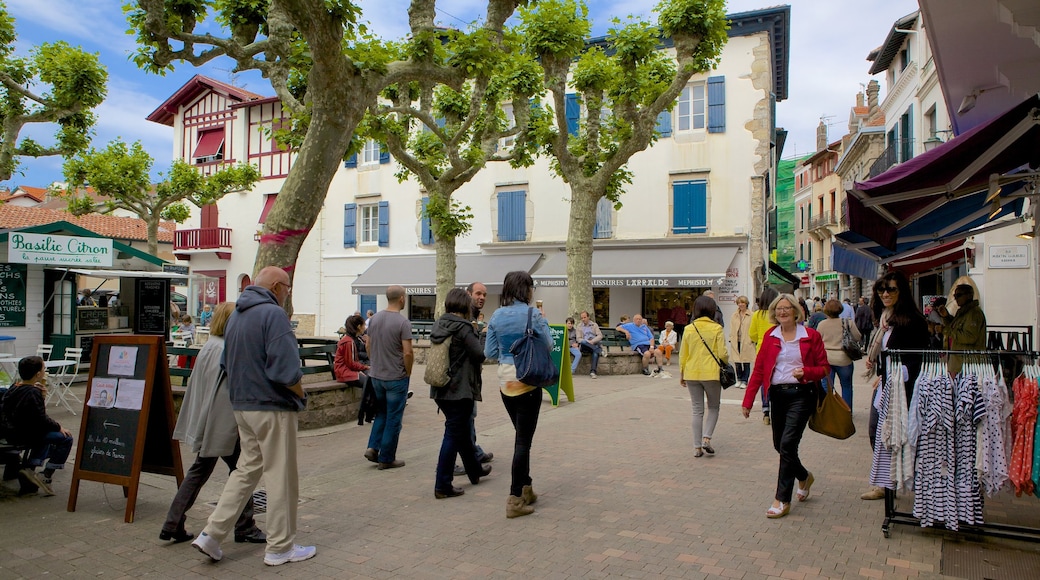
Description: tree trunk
xmin=145 ymin=216 xmax=161 ymax=258
xmin=254 ymin=103 xmax=359 ymax=315
xmin=566 ymin=184 xmax=600 ymax=318
xmin=433 ymin=218 xmax=457 ymax=319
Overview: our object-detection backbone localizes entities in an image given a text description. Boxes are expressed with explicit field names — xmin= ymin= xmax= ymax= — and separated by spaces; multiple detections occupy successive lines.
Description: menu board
xmin=134 ymin=278 xmax=169 ymax=335
xmin=0 ymin=263 xmax=27 ymax=327
xmin=78 ymin=307 xmax=109 ymax=331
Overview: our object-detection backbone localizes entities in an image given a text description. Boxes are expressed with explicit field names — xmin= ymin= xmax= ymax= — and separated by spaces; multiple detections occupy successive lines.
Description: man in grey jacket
xmin=577 ymin=310 xmax=604 ymax=378
xmin=192 ymin=267 xmax=313 ymax=567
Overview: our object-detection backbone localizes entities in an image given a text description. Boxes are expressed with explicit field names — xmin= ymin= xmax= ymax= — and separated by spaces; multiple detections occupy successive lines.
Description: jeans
xmin=735 ymin=362 xmax=751 ymax=384
xmin=501 ymin=389 xmax=541 ymax=497
xmin=768 ymin=384 xmax=814 ymax=503
xmin=569 ymin=346 xmax=581 ymax=372
xmin=829 ymin=363 xmax=855 ymax=409
xmin=163 ymin=443 xmax=257 ymax=535
xmin=29 ymin=430 xmax=73 ymax=470
xmin=685 ymin=380 xmax=722 ymax=445
xmin=579 ymin=341 xmax=601 ymax=373
xmin=435 ymin=399 xmax=483 ymax=491
xmin=367 ymin=377 xmax=410 ymax=463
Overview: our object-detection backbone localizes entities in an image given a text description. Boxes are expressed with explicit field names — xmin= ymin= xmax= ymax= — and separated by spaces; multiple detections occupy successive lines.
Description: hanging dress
xmin=912 ymin=369 xmax=957 ymax=528
xmin=978 ymin=372 xmax=1013 ymax=496
xmin=1009 ymin=375 xmax=1038 ymax=496
xmin=953 ymin=371 xmax=984 ymax=525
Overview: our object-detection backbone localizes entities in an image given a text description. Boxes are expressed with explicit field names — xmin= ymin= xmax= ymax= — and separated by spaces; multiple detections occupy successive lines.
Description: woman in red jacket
xmin=334 ymin=314 xmax=370 ymax=387
xmin=741 ymin=293 xmax=830 ymax=519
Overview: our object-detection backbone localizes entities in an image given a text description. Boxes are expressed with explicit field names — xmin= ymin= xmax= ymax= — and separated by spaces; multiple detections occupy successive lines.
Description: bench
xmin=166 ymin=345 xmax=202 ymax=386
xmin=297 ymin=338 xmax=338 ymax=380
xmin=600 ymin=328 xmax=631 ymax=352
xmin=0 ymin=438 xmax=31 ymax=483
xmin=411 ymin=321 xmax=433 ymax=342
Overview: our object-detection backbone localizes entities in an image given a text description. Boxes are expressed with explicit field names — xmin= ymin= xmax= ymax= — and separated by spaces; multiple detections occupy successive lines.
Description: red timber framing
xmin=241 ymin=97 xmax=293 ymax=179
xmin=183 ymin=92 xmax=239 ymax=177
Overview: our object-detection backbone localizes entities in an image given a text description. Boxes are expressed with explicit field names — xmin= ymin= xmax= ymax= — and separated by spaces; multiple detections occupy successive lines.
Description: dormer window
xmin=193 ymin=128 xmax=225 ymax=164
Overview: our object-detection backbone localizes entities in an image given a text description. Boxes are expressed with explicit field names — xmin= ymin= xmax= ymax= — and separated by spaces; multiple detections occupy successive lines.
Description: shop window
xmin=409 ymin=295 xmax=435 ymax=322
xmin=593 ymin=288 xmax=610 ymax=327
xmin=642 ymin=289 xmax=703 ymax=331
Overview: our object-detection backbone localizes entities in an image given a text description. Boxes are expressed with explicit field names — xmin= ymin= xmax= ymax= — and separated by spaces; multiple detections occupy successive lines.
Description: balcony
xmin=807 ymin=210 xmax=837 ymax=231
xmin=174 ymin=227 xmax=233 ymax=261
xmin=868 ymin=138 xmax=914 ymax=179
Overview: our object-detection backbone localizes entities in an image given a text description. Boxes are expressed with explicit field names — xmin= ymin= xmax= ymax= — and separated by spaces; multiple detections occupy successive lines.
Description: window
xmin=677 ymin=82 xmax=705 ymax=131
xmin=900 ymin=105 xmax=913 ymax=162
xmin=361 ymin=140 xmax=381 ymax=165
xmin=192 ymin=128 xmax=225 ymax=163
xmin=899 ymin=45 xmax=911 ymax=73
xmin=408 ymin=295 xmax=436 ymax=322
xmin=593 ymin=197 xmax=612 ymax=239
xmin=360 ymin=203 xmax=379 ymax=243
xmin=497 ymin=190 xmax=526 ymax=242
xmin=500 ymin=104 xmax=515 ymax=149
xmin=672 ymin=180 xmax=707 ymax=234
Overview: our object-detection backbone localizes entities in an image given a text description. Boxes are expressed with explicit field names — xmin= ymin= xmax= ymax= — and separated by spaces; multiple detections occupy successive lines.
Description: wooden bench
xmin=600 ymin=328 xmax=631 ymax=352
xmin=166 ymin=345 xmax=202 ymax=386
xmin=297 ymin=338 xmax=338 ymax=380
xmin=411 ymin=321 xmax=433 ymax=342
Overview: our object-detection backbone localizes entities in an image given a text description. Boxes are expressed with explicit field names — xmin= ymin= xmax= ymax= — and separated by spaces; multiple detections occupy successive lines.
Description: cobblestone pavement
xmin=0 ymin=362 xmax=1032 ymax=579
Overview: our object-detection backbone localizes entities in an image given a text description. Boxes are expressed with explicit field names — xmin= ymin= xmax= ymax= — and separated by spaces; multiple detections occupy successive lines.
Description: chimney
xmin=856 ymin=91 xmax=865 ymax=108
xmin=816 ymin=121 xmax=827 ymax=152
xmin=866 ymin=80 xmax=880 ymax=113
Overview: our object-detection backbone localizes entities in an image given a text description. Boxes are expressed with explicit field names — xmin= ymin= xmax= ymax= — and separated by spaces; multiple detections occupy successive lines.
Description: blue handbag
xmin=509 ymin=307 xmax=560 ymax=387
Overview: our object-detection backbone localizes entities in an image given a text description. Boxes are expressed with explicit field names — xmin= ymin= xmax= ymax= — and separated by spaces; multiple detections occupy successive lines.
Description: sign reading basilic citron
xmin=7 ymin=233 xmax=113 ymax=266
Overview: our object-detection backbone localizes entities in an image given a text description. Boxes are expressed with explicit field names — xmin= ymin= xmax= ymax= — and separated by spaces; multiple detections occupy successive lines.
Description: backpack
xmin=424 ymin=338 xmax=452 ymax=387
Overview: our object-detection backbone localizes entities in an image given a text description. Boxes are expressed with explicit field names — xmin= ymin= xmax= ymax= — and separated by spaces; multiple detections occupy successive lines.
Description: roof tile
xmin=0 ymin=205 xmax=175 ymax=243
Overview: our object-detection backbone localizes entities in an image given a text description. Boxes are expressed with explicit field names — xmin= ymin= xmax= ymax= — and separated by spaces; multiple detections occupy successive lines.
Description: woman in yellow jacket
xmin=747 ymin=287 xmax=779 ymax=425
xmin=679 ymin=295 xmax=728 ymax=458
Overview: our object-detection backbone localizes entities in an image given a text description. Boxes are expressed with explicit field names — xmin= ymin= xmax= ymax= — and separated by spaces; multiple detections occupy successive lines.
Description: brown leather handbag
xmin=808 ymin=382 xmax=856 ymax=439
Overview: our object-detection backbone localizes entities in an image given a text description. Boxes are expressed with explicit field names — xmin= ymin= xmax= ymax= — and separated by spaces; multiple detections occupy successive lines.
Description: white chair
xmin=36 ymin=344 xmax=54 ymax=361
xmin=194 ymin=326 xmax=210 ymax=347
xmin=47 ymin=347 xmax=83 ymax=415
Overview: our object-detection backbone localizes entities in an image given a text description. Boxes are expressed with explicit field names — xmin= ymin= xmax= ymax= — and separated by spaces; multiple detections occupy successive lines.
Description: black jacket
xmin=879 ymin=315 xmax=931 ymax=401
xmin=429 ymin=313 xmax=485 ymax=401
xmin=0 ymin=384 xmax=62 ymax=445
xmin=854 ymin=304 xmax=874 ymax=333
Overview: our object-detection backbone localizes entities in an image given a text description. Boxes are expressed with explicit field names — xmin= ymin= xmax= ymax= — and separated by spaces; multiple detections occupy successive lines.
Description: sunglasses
xmin=879 ymin=286 xmax=900 ymax=295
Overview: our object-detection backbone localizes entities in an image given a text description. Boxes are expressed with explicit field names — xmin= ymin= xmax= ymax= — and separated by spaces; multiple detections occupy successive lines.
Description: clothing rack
xmin=878 ymin=348 xmax=1040 ymax=542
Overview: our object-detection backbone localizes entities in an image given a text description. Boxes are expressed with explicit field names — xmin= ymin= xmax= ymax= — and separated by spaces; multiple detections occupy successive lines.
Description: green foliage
xmin=0 ymin=3 xmax=108 ymax=180
xmin=423 ymin=194 xmax=473 ymax=240
xmin=657 ymin=0 xmax=729 ymax=70
xmin=518 ymin=0 xmax=589 ymax=61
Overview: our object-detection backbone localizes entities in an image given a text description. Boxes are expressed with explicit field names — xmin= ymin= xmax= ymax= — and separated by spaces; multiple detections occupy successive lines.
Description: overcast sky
xmin=4 ymin=0 xmax=919 ymax=187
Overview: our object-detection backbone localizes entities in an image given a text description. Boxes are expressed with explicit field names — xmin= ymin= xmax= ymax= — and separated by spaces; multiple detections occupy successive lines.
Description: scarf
xmin=863 ymin=309 xmax=891 ymax=379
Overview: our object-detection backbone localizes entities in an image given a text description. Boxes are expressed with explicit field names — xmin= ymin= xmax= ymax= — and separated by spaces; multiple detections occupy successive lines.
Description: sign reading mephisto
xmin=7 ymin=233 xmax=113 ymax=266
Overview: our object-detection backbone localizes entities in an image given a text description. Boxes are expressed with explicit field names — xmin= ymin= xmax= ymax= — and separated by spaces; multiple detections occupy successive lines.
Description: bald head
xmin=386 ymin=285 xmax=405 ymax=302
xmin=255 ymin=266 xmax=289 ymax=290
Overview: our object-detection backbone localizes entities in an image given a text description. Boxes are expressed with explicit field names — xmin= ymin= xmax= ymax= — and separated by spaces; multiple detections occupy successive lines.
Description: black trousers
xmin=163 ymin=442 xmax=256 ymax=535
xmin=500 ymin=389 xmax=541 ymax=497
xmin=768 ymin=384 xmax=815 ymax=503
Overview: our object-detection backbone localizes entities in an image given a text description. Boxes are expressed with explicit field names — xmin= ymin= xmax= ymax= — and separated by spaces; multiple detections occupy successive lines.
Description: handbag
xmin=509 ymin=307 xmax=560 ymax=387
xmin=808 ymin=381 xmax=856 ymax=439
xmin=691 ymin=323 xmax=737 ymax=388
xmin=423 ymin=338 xmax=452 ymax=387
xmin=841 ymin=319 xmax=864 ymax=361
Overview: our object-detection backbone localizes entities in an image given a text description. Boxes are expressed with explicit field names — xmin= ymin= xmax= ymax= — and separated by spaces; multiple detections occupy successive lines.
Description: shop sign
xmin=535 ymin=276 xmax=724 ymax=288
xmin=0 ymin=263 xmax=27 ymax=327
xmin=7 ymin=232 xmax=113 ymax=266
xmin=800 ymin=275 xmax=810 ymax=285
xmin=162 ymin=264 xmax=190 ymax=275
xmin=814 ymin=273 xmax=838 ymax=282
xmin=988 ymin=245 xmax=1029 ymax=269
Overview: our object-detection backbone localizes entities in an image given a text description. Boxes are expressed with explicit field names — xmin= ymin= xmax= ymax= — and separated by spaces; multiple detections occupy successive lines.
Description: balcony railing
xmin=175 ymin=227 xmax=232 ymax=250
xmin=807 ymin=210 xmax=837 ymax=231
xmin=868 ymin=138 xmax=915 ymax=178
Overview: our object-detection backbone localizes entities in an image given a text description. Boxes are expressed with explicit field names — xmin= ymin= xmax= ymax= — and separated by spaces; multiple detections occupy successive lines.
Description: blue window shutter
xmin=344 ymin=154 xmax=357 ymax=169
xmin=498 ymin=190 xmax=526 ymax=242
xmin=594 ymin=197 xmax=612 ymax=238
xmin=565 ymin=94 xmax=580 ymax=136
xmin=360 ymin=295 xmax=376 ymax=316
xmin=343 ymin=203 xmax=357 ymax=247
xmin=906 ymin=103 xmax=914 ymax=161
xmin=421 ymin=198 xmax=433 ymax=245
xmin=379 ymin=144 xmax=390 ymax=164
xmin=707 ymin=76 xmax=725 ymax=133
xmin=673 ymin=181 xmax=707 ymax=234
xmin=655 ymin=110 xmax=672 ymax=138
xmin=377 ymin=200 xmax=390 ymax=247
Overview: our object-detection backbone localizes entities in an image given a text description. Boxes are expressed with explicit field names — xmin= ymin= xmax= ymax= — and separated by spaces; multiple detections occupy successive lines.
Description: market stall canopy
xmin=351 ymin=253 xmax=541 ymax=295
xmin=0 ymin=221 xmax=167 ymax=270
xmin=532 ymin=247 xmax=738 ymax=289
xmin=846 ymin=93 xmax=1040 ymax=251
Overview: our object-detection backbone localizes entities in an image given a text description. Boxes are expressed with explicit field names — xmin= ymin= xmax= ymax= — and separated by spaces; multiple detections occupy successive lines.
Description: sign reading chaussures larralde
xmin=7 ymin=233 xmax=113 ymax=266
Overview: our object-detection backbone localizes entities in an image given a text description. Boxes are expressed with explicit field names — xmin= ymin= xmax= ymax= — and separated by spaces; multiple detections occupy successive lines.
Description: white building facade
xmin=151 ymin=7 xmax=791 ymax=336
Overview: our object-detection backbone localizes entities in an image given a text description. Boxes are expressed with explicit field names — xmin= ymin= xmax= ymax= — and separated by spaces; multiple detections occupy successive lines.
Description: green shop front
xmin=0 ymin=222 xmax=182 ymax=361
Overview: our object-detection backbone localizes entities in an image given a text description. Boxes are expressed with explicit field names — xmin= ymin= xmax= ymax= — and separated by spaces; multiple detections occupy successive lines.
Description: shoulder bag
xmin=841 ymin=319 xmax=864 ymax=361
xmin=692 ymin=323 xmax=737 ymax=388
xmin=808 ymin=381 xmax=856 ymax=439
xmin=424 ymin=338 xmax=452 ymax=387
xmin=509 ymin=307 xmax=560 ymax=387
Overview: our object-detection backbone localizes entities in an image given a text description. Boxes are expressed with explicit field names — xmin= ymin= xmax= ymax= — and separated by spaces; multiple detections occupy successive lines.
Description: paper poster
xmin=88 ymin=377 xmax=118 ymax=408
xmin=108 ymin=346 xmax=139 ymax=376
xmin=114 ymin=379 xmax=145 ymax=410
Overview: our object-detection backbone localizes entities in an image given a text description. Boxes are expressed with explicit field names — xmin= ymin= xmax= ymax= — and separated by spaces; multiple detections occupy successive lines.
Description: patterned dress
xmin=1009 ymin=375 xmax=1038 ymax=496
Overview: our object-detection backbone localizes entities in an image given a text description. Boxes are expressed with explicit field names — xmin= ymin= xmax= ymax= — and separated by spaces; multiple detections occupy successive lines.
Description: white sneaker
xmin=192 ymin=532 xmax=223 ymax=561
xmin=589 ymin=372 xmax=597 ymax=379
xmin=735 ymin=382 xmax=747 ymax=389
xmin=20 ymin=468 xmax=54 ymax=496
xmin=264 ymin=544 xmax=317 ymax=566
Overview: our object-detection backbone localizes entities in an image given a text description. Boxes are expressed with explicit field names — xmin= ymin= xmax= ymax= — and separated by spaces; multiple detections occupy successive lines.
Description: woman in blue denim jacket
xmin=484 ymin=271 xmax=552 ymax=518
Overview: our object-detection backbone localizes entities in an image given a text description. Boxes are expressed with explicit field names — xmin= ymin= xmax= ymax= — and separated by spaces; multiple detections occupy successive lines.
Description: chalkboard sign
xmin=77 ymin=308 xmax=109 ymax=331
xmin=79 ymin=335 xmax=94 ymax=363
xmin=0 ymin=262 xmax=27 ymax=327
xmin=135 ymin=278 xmax=169 ymax=335
xmin=68 ymin=335 xmax=183 ymax=523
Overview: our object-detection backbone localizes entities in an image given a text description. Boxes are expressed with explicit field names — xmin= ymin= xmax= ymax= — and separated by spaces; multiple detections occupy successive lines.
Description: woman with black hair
xmin=484 ymin=271 xmax=552 ymax=518
xmin=334 ymin=314 xmax=370 ymax=388
xmin=860 ymin=270 xmax=929 ymax=500
xmin=429 ymin=288 xmax=490 ymax=499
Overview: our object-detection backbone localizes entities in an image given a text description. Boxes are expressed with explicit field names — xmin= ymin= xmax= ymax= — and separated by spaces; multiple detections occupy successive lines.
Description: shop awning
xmin=847 ymin=93 xmax=1040 ymax=250
xmin=532 ymin=246 xmax=738 ymax=288
xmin=59 ymin=268 xmax=190 ymax=280
xmin=768 ymin=260 xmax=800 ymax=288
xmin=351 ymin=253 xmax=541 ymax=295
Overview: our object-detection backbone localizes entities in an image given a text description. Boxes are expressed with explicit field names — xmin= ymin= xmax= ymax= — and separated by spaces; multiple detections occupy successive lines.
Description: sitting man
xmin=577 ymin=311 xmax=603 ymax=379
xmin=0 ymin=356 xmax=74 ymax=496
xmin=616 ymin=314 xmax=664 ymax=376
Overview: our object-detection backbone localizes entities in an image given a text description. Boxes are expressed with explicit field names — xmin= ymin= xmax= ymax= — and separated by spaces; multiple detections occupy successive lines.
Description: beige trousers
xmin=202 ymin=410 xmax=299 ymax=554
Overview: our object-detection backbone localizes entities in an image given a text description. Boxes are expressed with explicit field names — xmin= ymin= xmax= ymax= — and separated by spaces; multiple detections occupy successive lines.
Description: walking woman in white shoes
xmin=679 ymin=295 xmax=728 ymax=458
xmin=741 ymin=293 xmax=830 ymax=519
